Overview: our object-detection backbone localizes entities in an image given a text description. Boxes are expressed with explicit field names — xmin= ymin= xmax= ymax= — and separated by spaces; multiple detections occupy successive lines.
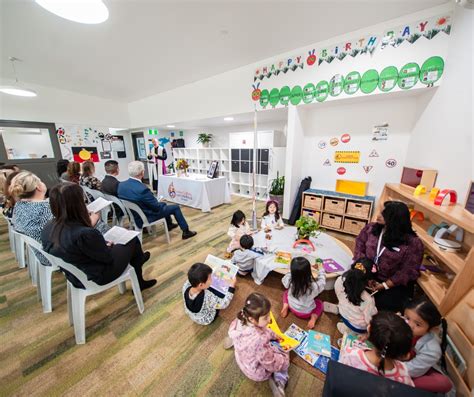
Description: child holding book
xmin=404 ymin=297 xmax=452 ymax=393
xmin=280 ymin=257 xmax=326 ymax=329
xmin=227 ymin=210 xmax=252 ymax=253
xmin=231 ymin=234 xmax=264 ymax=276
xmin=261 ymin=200 xmax=284 ymax=230
xmin=228 ymin=292 xmax=290 ymax=397
xmin=339 ymin=311 xmax=414 ymax=386
xmin=335 ymin=258 xmax=378 ymax=335
xmin=182 ymin=263 xmax=236 ymax=325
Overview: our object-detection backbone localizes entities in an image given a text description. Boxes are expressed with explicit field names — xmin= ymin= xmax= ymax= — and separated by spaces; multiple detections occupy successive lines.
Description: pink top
xmin=340 ymin=347 xmax=414 ymax=387
xmin=228 ymin=318 xmax=289 ymax=382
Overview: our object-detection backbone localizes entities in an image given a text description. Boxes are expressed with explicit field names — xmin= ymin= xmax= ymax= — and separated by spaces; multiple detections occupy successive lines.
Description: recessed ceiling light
xmin=0 ymin=57 xmax=37 ymax=97
xmin=166 ymin=125 xmax=176 ymax=128
xmin=224 ymin=117 xmax=234 ymax=121
xmin=35 ymin=0 xmax=109 ymax=24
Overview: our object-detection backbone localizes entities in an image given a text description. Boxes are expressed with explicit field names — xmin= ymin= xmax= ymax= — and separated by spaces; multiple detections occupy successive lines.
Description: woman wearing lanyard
xmin=353 ymin=201 xmax=424 ymax=312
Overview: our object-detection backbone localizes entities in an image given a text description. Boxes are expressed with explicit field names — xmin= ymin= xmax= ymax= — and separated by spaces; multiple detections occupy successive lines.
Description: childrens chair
xmin=121 ymin=200 xmax=170 ymax=244
xmin=54 ymin=256 xmax=145 ymax=344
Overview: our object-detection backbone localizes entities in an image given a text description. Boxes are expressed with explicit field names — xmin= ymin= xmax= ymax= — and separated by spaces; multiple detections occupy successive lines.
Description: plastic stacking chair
xmin=21 ymin=235 xmax=60 ymax=313
xmin=121 ymin=200 xmax=170 ymax=244
xmin=3 ymin=215 xmax=16 ymax=254
xmin=81 ymin=186 xmax=111 ymax=223
xmin=54 ymin=257 xmax=145 ymax=344
xmin=10 ymin=229 xmax=38 ymax=286
xmin=102 ymin=193 xmax=129 ymax=227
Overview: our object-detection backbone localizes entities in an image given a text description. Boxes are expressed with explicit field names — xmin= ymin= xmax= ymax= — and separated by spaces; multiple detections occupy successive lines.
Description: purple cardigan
xmin=354 ymin=223 xmax=424 ymax=286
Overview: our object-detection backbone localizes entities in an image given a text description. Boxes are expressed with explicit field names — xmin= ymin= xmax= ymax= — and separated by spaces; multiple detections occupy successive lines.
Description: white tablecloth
xmin=157 ymin=173 xmax=231 ymax=212
xmin=251 ymin=226 xmax=353 ymax=289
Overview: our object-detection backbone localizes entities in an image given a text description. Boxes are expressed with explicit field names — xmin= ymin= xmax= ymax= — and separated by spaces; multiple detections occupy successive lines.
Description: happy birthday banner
xmin=253 ymin=13 xmax=451 ymax=83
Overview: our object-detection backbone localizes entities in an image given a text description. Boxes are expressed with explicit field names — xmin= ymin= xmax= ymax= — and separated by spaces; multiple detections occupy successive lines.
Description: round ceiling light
xmin=35 ymin=0 xmax=109 ymax=24
xmin=0 ymin=86 xmax=37 ymax=97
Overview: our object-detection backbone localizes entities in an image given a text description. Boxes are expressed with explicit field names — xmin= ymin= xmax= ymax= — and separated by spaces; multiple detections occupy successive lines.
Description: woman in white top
xmin=261 ymin=200 xmax=284 ymax=230
xmin=334 ymin=258 xmax=378 ymax=335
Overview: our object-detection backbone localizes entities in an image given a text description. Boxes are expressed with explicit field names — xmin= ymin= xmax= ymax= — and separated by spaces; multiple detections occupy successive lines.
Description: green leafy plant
xmin=269 ymin=172 xmax=285 ymax=195
xmin=295 ymin=216 xmax=321 ymax=239
xmin=196 ymin=133 xmax=213 ymax=144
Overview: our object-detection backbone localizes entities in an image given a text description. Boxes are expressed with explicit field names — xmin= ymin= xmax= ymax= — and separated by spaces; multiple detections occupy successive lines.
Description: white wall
xmin=0 ymin=80 xmax=130 ymax=127
xmin=405 ymin=5 xmax=473 ymax=200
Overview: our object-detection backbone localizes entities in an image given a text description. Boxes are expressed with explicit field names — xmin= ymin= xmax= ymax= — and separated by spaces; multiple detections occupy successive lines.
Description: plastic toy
xmin=434 ymin=189 xmax=457 ymax=206
xmin=414 ymin=185 xmax=427 ymax=196
xmin=429 ymin=187 xmax=440 ymax=201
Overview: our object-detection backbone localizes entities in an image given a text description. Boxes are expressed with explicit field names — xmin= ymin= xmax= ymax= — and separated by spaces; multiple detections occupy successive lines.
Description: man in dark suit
xmin=118 ymin=161 xmax=197 ymax=240
xmin=101 ymin=160 xmax=120 ymax=196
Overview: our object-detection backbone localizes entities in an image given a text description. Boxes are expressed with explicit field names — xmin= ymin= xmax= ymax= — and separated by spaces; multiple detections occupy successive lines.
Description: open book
xmin=267 ymin=311 xmax=300 ymax=352
xmin=204 ymin=254 xmax=238 ymax=294
xmin=103 ymin=226 xmax=140 ymax=245
xmin=87 ymin=197 xmax=113 ymax=213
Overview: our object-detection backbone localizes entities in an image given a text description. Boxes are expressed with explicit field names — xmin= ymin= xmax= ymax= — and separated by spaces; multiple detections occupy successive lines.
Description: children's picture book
xmin=204 ymin=254 xmax=238 ymax=294
xmin=446 ymin=335 xmax=467 ymax=376
xmin=307 ymin=330 xmax=332 ymax=357
xmin=274 ymin=251 xmax=292 ymax=265
xmin=321 ymin=258 xmax=344 ymax=273
xmin=338 ymin=332 xmax=374 ymax=361
xmin=284 ymin=324 xmax=339 ymax=374
xmin=267 ymin=312 xmax=300 ymax=352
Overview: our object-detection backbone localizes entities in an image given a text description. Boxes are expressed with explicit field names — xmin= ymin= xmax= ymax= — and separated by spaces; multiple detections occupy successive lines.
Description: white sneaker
xmin=268 ymin=377 xmax=285 ymax=397
xmin=323 ymin=301 xmax=339 ymax=314
xmin=337 ymin=322 xmax=353 ymax=335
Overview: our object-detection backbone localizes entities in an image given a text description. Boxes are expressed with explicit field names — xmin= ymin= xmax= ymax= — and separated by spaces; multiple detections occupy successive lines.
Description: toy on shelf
xmin=414 ymin=185 xmax=427 ymax=196
xmin=410 ymin=210 xmax=425 ymax=222
xmin=429 ymin=187 xmax=440 ymax=201
xmin=400 ymin=167 xmax=438 ymax=190
xmin=335 ymin=179 xmax=368 ymax=197
xmin=427 ymin=221 xmax=450 ymax=237
xmin=434 ymin=189 xmax=457 ymax=206
xmin=293 ymin=239 xmax=315 ymax=253
xmin=434 ymin=224 xmax=464 ymax=252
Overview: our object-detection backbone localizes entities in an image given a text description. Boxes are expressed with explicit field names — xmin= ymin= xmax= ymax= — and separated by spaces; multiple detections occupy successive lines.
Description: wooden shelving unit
xmin=301 ymin=189 xmax=376 ymax=237
xmin=377 ymin=183 xmax=474 ymax=396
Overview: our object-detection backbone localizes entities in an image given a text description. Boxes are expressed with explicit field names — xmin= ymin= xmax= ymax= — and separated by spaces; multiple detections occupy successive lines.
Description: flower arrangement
xmin=176 ymin=159 xmax=189 ymax=170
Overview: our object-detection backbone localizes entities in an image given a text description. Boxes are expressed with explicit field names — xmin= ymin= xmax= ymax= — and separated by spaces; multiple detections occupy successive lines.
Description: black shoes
xmin=142 ymin=251 xmax=151 ymax=264
xmin=182 ymin=230 xmax=197 ymax=240
xmin=167 ymin=223 xmax=179 ymax=231
xmin=139 ymin=279 xmax=157 ymax=291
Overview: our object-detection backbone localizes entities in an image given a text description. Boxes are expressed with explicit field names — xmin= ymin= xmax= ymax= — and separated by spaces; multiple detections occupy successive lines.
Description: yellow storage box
xmin=335 ymin=179 xmax=368 ymax=197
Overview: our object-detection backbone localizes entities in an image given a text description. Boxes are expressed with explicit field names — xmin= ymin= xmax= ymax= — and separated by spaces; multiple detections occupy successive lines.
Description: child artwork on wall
xmin=372 ymin=123 xmax=389 ymax=141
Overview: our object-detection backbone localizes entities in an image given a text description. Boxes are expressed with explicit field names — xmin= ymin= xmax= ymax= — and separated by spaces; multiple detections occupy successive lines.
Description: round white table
xmin=251 ymin=226 xmax=353 ymax=289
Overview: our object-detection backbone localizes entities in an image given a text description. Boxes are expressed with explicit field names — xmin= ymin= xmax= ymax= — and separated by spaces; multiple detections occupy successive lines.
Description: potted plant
xmin=196 ymin=133 xmax=213 ymax=148
xmin=269 ymin=172 xmax=285 ymax=210
xmin=295 ymin=215 xmax=321 ymax=240
xmin=176 ymin=159 xmax=189 ymax=177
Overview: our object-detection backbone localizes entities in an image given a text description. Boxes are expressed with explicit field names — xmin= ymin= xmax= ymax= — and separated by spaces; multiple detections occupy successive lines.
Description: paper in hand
xmin=103 ymin=226 xmax=140 ymax=245
xmin=87 ymin=197 xmax=113 ymax=213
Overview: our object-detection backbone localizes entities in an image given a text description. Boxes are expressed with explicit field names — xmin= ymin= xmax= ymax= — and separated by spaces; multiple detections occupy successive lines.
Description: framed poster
xmin=464 ymin=181 xmax=474 ymax=215
xmin=207 ymin=160 xmax=219 ymax=179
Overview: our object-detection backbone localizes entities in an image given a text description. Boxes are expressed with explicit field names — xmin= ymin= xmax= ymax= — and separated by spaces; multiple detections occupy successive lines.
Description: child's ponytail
xmin=343 ymin=258 xmax=376 ymax=306
xmin=440 ymin=318 xmax=448 ymax=371
xmin=237 ymin=292 xmax=271 ymax=326
xmin=377 ymin=331 xmax=391 ymax=375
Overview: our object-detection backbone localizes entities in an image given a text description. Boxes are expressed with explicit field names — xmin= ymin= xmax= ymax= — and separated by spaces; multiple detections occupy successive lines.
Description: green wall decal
xmin=360 ymin=69 xmax=379 ymax=94
xmin=379 ymin=66 xmax=399 ymax=92
xmin=398 ymin=62 xmax=420 ymax=89
xmin=259 ymin=89 xmax=270 ymax=107
xmin=269 ymin=88 xmax=280 ymax=107
xmin=303 ymin=83 xmax=316 ymax=104
xmin=315 ymin=80 xmax=329 ymax=102
xmin=420 ymin=56 xmax=444 ymax=85
xmin=290 ymin=85 xmax=303 ymax=105
xmin=343 ymin=71 xmax=361 ymax=95
xmin=329 ymin=74 xmax=345 ymax=96
xmin=279 ymin=86 xmax=291 ymax=106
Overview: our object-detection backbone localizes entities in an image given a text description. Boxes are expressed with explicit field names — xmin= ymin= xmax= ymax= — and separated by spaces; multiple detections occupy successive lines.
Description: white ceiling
xmin=1 ymin=0 xmax=448 ymax=102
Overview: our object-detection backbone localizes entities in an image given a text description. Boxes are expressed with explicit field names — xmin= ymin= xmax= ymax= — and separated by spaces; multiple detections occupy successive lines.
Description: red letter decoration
xmin=434 ymin=189 xmax=457 ymax=206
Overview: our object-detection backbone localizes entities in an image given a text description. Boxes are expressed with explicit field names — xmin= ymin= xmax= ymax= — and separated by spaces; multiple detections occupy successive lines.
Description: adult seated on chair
xmin=56 ymin=159 xmax=69 ymax=181
xmin=66 ymin=161 xmax=81 ymax=184
xmin=354 ymin=201 xmax=423 ymax=312
xmin=80 ymin=161 xmax=102 ymax=190
xmin=41 ymin=182 xmax=157 ymax=290
xmin=118 ymin=161 xmax=197 ymax=240
xmin=101 ymin=160 xmax=120 ymax=196
xmin=2 ymin=170 xmax=20 ymax=218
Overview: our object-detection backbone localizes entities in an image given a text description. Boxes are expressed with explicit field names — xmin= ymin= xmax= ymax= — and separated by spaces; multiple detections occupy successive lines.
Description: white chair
xmin=81 ymin=186 xmax=111 ymax=223
xmin=54 ymin=257 xmax=144 ymax=344
xmin=102 ymin=193 xmax=129 ymax=227
xmin=3 ymin=215 xmax=16 ymax=254
xmin=21 ymin=235 xmax=60 ymax=313
xmin=121 ymin=200 xmax=170 ymax=244
xmin=10 ymin=229 xmax=38 ymax=286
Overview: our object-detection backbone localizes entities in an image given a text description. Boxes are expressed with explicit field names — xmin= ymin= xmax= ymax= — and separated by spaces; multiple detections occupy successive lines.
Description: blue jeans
xmin=150 ymin=203 xmax=189 ymax=231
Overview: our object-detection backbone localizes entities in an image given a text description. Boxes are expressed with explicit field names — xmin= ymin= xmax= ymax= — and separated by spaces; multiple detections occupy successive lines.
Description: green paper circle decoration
xmin=303 ymin=83 xmax=316 ymax=104
xmin=378 ymin=66 xmax=399 ymax=92
xmin=279 ymin=86 xmax=291 ymax=106
xmin=290 ymin=85 xmax=303 ymax=106
xmin=420 ymin=56 xmax=444 ymax=85
xmin=329 ymin=74 xmax=345 ymax=97
xmin=398 ymin=62 xmax=420 ymax=89
xmin=360 ymin=69 xmax=379 ymax=94
xmin=343 ymin=71 xmax=361 ymax=95
xmin=259 ymin=89 xmax=269 ymax=107
xmin=269 ymin=88 xmax=280 ymax=107
xmin=315 ymin=80 xmax=329 ymax=102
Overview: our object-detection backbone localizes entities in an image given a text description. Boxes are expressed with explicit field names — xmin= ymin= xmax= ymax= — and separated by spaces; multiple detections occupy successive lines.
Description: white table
xmin=251 ymin=226 xmax=353 ymax=289
xmin=157 ymin=173 xmax=231 ymax=212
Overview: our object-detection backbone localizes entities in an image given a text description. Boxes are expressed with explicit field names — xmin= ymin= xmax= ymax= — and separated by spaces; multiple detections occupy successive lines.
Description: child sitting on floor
xmin=227 ymin=210 xmax=252 ymax=253
xmin=404 ymin=297 xmax=452 ymax=394
xmin=280 ymin=257 xmax=326 ymax=329
xmin=231 ymin=234 xmax=264 ymax=276
xmin=261 ymin=200 xmax=284 ymax=231
xmin=227 ymin=292 xmax=290 ymax=397
xmin=182 ymin=263 xmax=236 ymax=325
xmin=340 ymin=311 xmax=414 ymax=387
xmin=335 ymin=258 xmax=378 ymax=335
